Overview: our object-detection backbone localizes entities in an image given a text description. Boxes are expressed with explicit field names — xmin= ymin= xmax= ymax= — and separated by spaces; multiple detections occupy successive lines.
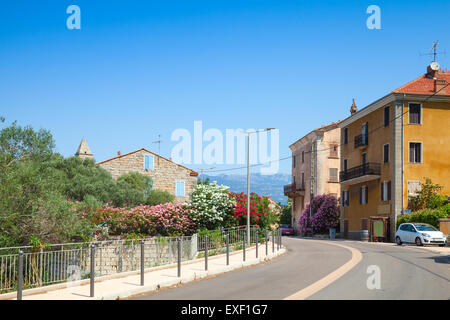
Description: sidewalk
xmin=1 ymin=243 xmax=285 ymax=300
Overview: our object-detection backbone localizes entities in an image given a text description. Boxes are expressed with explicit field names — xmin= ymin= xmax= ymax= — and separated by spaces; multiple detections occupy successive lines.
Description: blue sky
xmin=1 ymin=0 xmax=449 ymax=175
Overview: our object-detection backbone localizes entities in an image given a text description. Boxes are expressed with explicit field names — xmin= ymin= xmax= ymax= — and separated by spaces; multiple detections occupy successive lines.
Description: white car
xmin=395 ymin=223 xmax=447 ymax=247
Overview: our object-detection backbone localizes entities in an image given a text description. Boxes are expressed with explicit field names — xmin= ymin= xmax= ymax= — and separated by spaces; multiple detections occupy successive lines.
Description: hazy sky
xmin=1 ymin=0 xmax=449 ymax=174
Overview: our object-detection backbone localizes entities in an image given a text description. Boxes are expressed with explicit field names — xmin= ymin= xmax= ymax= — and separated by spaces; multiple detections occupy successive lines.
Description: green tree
xmin=145 ymin=189 xmax=175 ymax=206
xmin=280 ymin=199 xmax=292 ymax=225
xmin=408 ymin=178 xmax=447 ymax=211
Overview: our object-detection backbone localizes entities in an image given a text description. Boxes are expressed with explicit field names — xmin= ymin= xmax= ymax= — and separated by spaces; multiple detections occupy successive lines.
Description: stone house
xmin=75 ymin=139 xmax=198 ymax=203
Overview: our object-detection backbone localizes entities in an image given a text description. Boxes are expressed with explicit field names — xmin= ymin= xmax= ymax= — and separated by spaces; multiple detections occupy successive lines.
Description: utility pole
xmin=241 ymin=128 xmax=275 ymax=245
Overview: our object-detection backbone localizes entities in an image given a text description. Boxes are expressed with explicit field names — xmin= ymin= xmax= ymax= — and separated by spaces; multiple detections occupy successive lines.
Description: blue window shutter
xmin=144 ymin=154 xmax=154 ymax=170
xmin=176 ymin=181 xmax=185 ymax=197
xmin=144 ymin=155 xmax=149 ymax=170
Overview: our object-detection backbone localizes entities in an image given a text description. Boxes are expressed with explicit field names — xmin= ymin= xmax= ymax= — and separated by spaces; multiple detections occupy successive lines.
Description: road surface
xmin=132 ymin=237 xmax=450 ymax=300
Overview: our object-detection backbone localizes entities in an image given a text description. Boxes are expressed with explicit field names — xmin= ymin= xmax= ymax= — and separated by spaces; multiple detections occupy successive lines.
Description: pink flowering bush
xmin=86 ymin=203 xmax=197 ymax=237
xmin=298 ymin=194 xmax=340 ymax=235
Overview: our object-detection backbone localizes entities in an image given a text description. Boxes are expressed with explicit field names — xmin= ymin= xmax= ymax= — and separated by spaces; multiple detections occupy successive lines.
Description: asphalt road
xmin=133 ymin=237 xmax=450 ymax=300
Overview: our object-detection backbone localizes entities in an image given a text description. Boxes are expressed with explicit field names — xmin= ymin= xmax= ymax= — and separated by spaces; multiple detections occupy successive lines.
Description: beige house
xmin=284 ymin=122 xmax=341 ymax=234
xmin=75 ymin=139 xmax=198 ymax=203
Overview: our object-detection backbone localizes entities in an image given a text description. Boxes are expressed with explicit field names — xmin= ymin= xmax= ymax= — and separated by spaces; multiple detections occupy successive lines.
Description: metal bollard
xmin=272 ymin=230 xmax=275 ymax=253
xmin=243 ymin=232 xmax=246 ymax=261
xmin=280 ymin=228 xmax=282 ymax=247
xmin=256 ymin=231 xmax=258 ymax=258
xmin=278 ymin=228 xmax=280 ymax=251
xmin=17 ymin=250 xmax=23 ymax=300
xmin=90 ymin=244 xmax=95 ymax=297
xmin=177 ymin=238 xmax=181 ymax=277
xmin=266 ymin=230 xmax=269 ymax=256
xmin=205 ymin=236 xmax=208 ymax=271
xmin=226 ymin=233 xmax=230 ymax=266
xmin=140 ymin=240 xmax=145 ymax=286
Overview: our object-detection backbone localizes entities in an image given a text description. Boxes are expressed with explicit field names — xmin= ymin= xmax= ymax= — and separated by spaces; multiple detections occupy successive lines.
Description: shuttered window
xmin=409 ymin=143 xmax=422 ymax=163
xmin=144 ymin=154 xmax=154 ymax=170
xmin=409 ymin=104 xmax=421 ymax=124
xmin=360 ymin=186 xmax=368 ymax=204
xmin=329 ymin=168 xmax=338 ymax=182
xmin=383 ymin=144 xmax=389 ymax=163
xmin=176 ymin=181 xmax=185 ymax=197
xmin=381 ymin=181 xmax=391 ymax=201
xmin=344 ymin=128 xmax=348 ymax=145
xmin=384 ymin=106 xmax=390 ymax=127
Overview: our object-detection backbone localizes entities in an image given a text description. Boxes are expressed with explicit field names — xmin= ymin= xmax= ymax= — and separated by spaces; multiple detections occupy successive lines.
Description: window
xmin=344 ymin=128 xmax=348 ymax=145
xmin=384 ymin=106 xmax=390 ymax=127
xmin=409 ymin=142 xmax=422 ymax=163
xmin=293 ymin=155 xmax=296 ymax=168
xmin=343 ymin=159 xmax=348 ymax=172
xmin=144 ymin=154 xmax=154 ymax=170
xmin=381 ymin=181 xmax=391 ymax=201
xmin=176 ymin=181 xmax=185 ymax=197
xmin=342 ymin=190 xmax=349 ymax=206
xmin=409 ymin=103 xmax=421 ymax=124
xmin=362 ymin=123 xmax=368 ymax=144
xmin=407 ymin=181 xmax=421 ymax=196
xmin=383 ymin=144 xmax=389 ymax=163
xmin=360 ymin=186 xmax=368 ymax=204
xmin=302 ymin=151 xmax=305 ymax=163
xmin=329 ymin=168 xmax=338 ymax=182
xmin=330 ymin=145 xmax=338 ymax=158
xmin=301 ymin=172 xmax=305 ymax=188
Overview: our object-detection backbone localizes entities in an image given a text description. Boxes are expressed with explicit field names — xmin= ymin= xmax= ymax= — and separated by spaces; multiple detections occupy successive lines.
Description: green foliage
xmin=396 ymin=208 xmax=448 ymax=229
xmin=279 ymin=199 xmax=292 ymax=225
xmin=145 ymin=189 xmax=175 ymax=206
xmin=408 ymin=178 xmax=446 ymax=211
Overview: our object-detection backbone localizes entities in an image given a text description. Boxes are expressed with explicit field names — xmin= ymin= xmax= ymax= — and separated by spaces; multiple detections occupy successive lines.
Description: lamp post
xmin=240 ymin=128 xmax=275 ymax=245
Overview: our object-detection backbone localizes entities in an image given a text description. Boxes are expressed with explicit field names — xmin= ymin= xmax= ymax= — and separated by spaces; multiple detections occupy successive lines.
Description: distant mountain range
xmin=203 ymin=173 xmax=291 ymax=205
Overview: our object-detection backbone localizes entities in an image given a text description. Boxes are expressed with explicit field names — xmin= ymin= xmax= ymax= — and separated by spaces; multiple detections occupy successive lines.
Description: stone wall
xmin=98 ymin=149 xmax=197 ymax=203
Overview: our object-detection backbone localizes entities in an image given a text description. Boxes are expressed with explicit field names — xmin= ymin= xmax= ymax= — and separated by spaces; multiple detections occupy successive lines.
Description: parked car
xmin=395 ymin=223 xmax=447 ymax=247
xmin=280 ymin=224 xmax=294 ymax=236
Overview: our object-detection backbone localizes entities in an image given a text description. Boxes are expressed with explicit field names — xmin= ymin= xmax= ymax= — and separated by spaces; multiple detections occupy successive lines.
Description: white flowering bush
xmin=190 ymin=182 xmax=236 ymax=230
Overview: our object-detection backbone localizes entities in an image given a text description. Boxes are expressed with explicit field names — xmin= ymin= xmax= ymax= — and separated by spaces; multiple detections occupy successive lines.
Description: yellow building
xmin=339 ymin=63 xmax=450 ymax=241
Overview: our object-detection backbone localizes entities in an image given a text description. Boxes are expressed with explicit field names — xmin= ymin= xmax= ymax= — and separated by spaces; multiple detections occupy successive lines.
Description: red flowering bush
xmin=227 ymin=192 xmax=274 ymax=230
xmin=85 ymin=203 xmax=197 ymax=237
xmin=299 ymin=194 xmax=339 ymax=235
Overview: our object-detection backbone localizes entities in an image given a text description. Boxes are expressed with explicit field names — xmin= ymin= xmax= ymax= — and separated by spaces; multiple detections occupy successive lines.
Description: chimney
xmin=427 ymin=65 xmax=439 ymax=79
xmin=435 ymin=78 xmax=447 ymax=93
xmin=117 ymin=151 xmax=121 ymax=156
xmin=350 ymin=98 xmax=358 ymax=115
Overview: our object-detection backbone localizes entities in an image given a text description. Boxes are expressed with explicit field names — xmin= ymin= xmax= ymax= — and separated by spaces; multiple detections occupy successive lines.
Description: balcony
xmin=339 ymin=163 xmax=381 ymax=185
xmin=354 ymin=134 xmax=369 ymax=149
xmin=284 ymin=182 xmax=305 ymax=197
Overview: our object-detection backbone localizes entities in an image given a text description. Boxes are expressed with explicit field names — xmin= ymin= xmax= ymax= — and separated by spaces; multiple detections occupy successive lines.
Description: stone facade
xmin=97 ymin=148 xmax=198 ymax=203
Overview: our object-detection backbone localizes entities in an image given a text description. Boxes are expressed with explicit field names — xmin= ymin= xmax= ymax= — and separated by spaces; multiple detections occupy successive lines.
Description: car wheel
xmin=395 ymin=236 xmax=402 ymax=245
xmin=415 ymin=237 xmax=423 ymax=246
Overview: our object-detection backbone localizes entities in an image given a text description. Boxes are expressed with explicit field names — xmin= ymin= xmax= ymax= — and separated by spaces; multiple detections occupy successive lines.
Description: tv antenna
xmin=152 ymin=134 xmax=163 ymax=165
xmin=420 ymin=41 xmax=445 ymax=62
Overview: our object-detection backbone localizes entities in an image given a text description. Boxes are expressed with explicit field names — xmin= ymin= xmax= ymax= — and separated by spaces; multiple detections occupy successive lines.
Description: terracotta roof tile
xmin=392 ymin=70 xmax=450 ymax=95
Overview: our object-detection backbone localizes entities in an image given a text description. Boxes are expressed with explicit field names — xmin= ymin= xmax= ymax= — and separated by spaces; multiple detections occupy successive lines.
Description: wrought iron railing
xmin=339 ymin=162 xmax=381 ymax=182
xmin=283 ymin=182 xmax=305 ymax=194
xmin=354 ymin=133 xmax=369 ymax=148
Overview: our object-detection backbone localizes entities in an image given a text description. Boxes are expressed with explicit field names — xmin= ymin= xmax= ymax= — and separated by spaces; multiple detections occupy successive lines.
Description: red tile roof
xmin=392 ymin=70 xmax=450 ymax=95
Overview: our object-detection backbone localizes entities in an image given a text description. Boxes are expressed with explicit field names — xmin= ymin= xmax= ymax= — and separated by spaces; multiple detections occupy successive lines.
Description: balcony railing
xmin=354 ymin=134 xmax=369 ymax=148
xmin=283 ymin=182 xmax=305 ymax=195
xmin=339 ymin=162 xmax=381 ymax=182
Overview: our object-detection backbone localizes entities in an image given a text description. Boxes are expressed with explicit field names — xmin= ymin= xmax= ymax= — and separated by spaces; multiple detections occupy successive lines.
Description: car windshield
xmin=414 ymin=224 xmax=437 ymax=231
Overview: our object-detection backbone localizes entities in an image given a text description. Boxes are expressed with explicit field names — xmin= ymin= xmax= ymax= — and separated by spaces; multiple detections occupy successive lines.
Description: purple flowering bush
xmin=298 ymin=194 xmax=340 ymax=235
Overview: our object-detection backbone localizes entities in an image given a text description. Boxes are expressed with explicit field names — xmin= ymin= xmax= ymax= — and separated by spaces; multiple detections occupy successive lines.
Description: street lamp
xmin=240 ymin=128 xmax=275 ymax=244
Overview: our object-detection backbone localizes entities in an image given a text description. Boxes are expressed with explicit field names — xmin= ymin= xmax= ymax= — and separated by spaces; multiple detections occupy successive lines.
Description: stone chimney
xmin=75 ymin=138 xmax=93 ymax=160
xmin=350 ymin=98 xmax=358 ymax=115
xmin=426 ymin=65 xmax=439 ymax=79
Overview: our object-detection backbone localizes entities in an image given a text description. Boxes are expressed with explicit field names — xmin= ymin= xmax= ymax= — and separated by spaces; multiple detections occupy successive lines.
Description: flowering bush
xmin=228 ymin=192 xmax=275 ymax=229
xmin=299 ymin=194 xmax=339 ymax=235
xmin=85 ymin=203 xmax=196 ymax=237
xmin=189 ymin=182 xmax=236 ymax=230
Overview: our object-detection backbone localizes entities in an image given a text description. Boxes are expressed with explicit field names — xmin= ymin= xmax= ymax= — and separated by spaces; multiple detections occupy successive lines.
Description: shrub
xmin=396 ymin=208 xmax=448 ymax=229
xmin=145 ymin=189 xmax=175 ymax=206
xmin=86 ymin=203 xmax=196 ymax=237
xmin=189 ymin=182 xmax=236 ymax=230
xmin=408 ymin=178 xmax=446 ymax=211
xmin=299 ymin=194 xmax=340 ymax=235
xmin=228 ymin=192 xmax=275 ymax=230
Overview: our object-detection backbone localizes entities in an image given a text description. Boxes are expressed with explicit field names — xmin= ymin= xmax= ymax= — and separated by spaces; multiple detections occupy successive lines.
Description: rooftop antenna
xmin=152 ymin=134 xmax=163 ymax=165
xmin=420 ymin=41 xmax=445 ymax=63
